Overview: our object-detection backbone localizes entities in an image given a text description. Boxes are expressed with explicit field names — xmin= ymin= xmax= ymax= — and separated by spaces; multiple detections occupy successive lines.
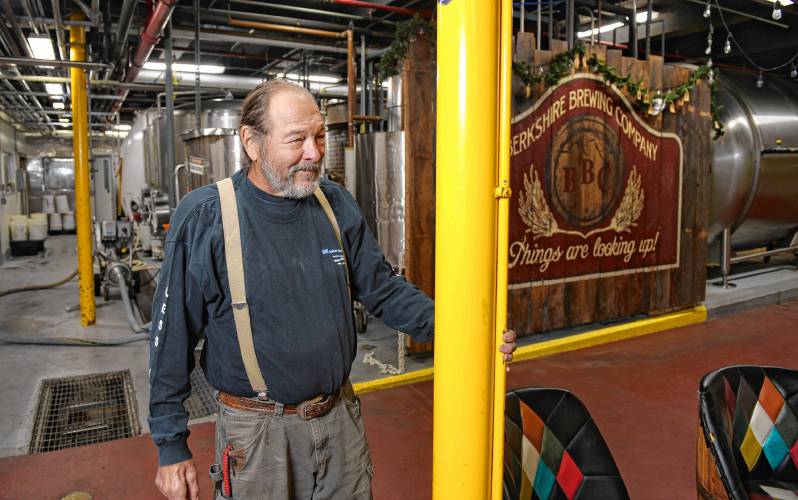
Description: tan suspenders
xmin=216 ymin=177 xmax=349 ymax=398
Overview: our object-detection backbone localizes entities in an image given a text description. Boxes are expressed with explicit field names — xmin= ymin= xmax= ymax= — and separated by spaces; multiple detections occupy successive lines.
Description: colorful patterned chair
xmin=504 ymin=388 xmax=629 ymax=500
xmin=698 ymin=365 xmax=798 ymax=500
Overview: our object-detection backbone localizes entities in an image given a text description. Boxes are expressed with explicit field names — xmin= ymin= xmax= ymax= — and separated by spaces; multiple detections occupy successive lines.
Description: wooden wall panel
xmin=402 ymin=36 xmax=436 ymax=353
xmin=508 ymin=44 xmax=709 ymax=337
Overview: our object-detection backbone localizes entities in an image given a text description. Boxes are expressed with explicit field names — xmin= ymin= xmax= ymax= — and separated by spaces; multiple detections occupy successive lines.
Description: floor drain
xmin=29 ymin=370 xmax=140 ymax=454
xmin=185 ymin=350 xmax=216 ymax=421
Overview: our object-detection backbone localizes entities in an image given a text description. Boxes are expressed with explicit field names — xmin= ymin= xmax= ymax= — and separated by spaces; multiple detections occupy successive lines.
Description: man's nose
xmin=303 ymin=139 xmax=323 ymax=163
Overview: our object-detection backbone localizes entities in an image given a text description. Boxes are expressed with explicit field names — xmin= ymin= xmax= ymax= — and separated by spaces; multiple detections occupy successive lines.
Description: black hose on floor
xmin=0 ymin=268 xmax=79 ymax=298
xmin=0 ymin=331 xmax=149 ymax=346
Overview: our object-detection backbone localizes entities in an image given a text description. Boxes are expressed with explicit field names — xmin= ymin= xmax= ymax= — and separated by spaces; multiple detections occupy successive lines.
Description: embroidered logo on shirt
xmin=322 ymin=248 xmax=346 ymax=266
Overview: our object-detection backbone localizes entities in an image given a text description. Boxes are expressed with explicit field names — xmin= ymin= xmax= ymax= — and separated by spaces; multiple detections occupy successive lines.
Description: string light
xmin=703 ymin=1 xmax=712 ymax=18
xmin=713 ymin=0 xmax=798 ymax=80
xmin=756 ymin=71 xmax=764 ymax=88
xmin=772 ymin=2 xmax=782 ymax=20
xmin=791 ymin=64 xmax=797 ymax=79
xmin=723 ymin=34 xmax=731 ymax=55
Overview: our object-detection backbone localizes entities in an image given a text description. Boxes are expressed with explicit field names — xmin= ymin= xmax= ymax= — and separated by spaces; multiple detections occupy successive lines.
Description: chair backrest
xmin=504 ymin=388 xmax=629 ymax=500
xmin=698 ymin=365 xmax=798 ymax=500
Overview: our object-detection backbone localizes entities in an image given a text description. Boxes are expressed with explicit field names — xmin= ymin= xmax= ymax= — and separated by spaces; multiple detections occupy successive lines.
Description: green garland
xmin=375 ymin=15 xmax=436 ymax=84
xmin=512 ymin=43 xmax=724 ymax=139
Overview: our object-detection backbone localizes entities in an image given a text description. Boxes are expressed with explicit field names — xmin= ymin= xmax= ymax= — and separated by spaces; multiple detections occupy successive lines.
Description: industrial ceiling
xmin=0 ymin=0 xmax=795 ymax=137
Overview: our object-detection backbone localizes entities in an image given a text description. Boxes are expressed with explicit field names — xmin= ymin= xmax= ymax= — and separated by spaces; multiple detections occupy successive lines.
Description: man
xmin=149 ymin=80 xmax=517 ymax=499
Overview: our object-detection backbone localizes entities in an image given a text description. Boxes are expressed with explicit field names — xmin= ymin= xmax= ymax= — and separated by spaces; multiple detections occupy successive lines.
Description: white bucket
xmin=62 ymin=212 xmax=75 ymax=230
xmin=30 ymin=212 xmax=47 ymax=222
xmin=28 ymin=217 xmax=48 ymax=241
xmin=42 ymin=194 xmax=55 ymax=214
xmin=55 ymin=194 xmax=70 ymax=213
xmin=9 ymin=215 xmax=28 ymax=242
xmin=49 ymin=212 xmax=63 ymax=231
xmin=151 ymin=237 xmax=164 ymax=260
xmin=139 ymin=223 xmax=152 ymax=251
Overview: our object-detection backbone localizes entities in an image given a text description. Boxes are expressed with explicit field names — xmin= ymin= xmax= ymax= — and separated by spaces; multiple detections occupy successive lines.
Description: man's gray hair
xmin=239 ymin=79 xmax=315 ymax=169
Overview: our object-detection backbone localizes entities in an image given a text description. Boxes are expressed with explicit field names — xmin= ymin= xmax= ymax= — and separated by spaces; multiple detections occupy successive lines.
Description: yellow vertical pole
xmin=69 ymin=13 xmax=95 ymax=326
xmin=432 ymin=0 xmax=500 ymax=498
xmin=490 ymin=0 xmax=514 ymax=497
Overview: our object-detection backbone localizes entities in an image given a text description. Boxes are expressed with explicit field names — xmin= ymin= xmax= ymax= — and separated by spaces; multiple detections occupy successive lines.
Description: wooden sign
xmin=509 ymin=74 xmax=683 ymax=287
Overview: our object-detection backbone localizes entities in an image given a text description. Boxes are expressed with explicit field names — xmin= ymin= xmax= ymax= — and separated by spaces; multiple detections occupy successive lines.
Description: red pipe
xmin=126 ymin=0 xmax=178 ymax=83
xmin=329 ymin=0 xmax=431 ymax=17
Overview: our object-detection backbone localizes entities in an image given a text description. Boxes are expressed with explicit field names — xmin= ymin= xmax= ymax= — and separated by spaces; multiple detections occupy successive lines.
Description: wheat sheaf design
xmin=518 ymin=163 xmax=645 ymax=239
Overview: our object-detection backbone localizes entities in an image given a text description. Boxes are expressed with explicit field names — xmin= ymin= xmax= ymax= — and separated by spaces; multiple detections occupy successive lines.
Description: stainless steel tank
xmin=178 ymin=99 xmax=243 ymax=200
xmin=354 ymin=131 xmax=405 ymax=269
xmin=386 ymin=75 xmax=403 ymax=132
xmin=710 ymin=70 xmax=798 ymax=250
xmin=323 ymin=101 xmax=349 ymax=185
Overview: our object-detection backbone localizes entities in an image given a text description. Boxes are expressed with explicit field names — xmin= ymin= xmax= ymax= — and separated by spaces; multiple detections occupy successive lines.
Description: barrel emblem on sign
xmin=547 ymin=115 xmax=624 ymax=227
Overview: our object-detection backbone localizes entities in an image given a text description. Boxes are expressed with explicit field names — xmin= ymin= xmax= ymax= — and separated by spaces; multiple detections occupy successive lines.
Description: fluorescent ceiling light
xmin=276 ymin=73 xmax=341 ymax=84
xmin=105 ymin=130 xmax=129 ymax=138
xmin=53 ymin=102 xmax=65 ymax=110
xmin=142 ymin=61 xmax=225 ymax=74
xmin=113 ymin=123 xmax=132 ymax=131
xmin=175 ymin=63 xmax=225 ymax=74
xmin=58 ymin=117 xmax=69 ymax=123
xmin=765 ymin=0 xmax=793 ymax=5
xmin=634 ymin=11 xmax=660 ymax=23
xmin=578 ymin=21 xmax=625 ymax=38
xmin=45 ymin=83 xmax=64 ymax=95
xmin=27 ymin=35 xmax=56 ymax=60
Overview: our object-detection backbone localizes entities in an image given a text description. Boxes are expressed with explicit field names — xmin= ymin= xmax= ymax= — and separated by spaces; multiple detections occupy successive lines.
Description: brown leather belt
xmin=219 ymin=390 xmax=340 ymax=420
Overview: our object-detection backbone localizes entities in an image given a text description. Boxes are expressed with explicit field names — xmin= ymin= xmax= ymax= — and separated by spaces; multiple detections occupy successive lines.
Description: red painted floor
xmin=1 ymin=300 xmax=797 ymax=500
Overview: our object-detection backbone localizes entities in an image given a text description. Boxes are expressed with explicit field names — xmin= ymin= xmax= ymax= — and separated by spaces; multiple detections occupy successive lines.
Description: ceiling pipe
xmin=229 ymin=18 xmax=346 ymax=39
xmin=111 ymin=0 xmax=137 ymax=64
xmin=1 ymin=0 xmax=34 ymax=58
xmin=0 ymin=13 xmax=24 ymax=57
xmin=151 ymin=46 xmax=301 ymax=64
xmin=184 ymin=5 xmax=395 ymax=36
xmin=50 ymin=0 xmax=67 ymax=61
xmin=170 ymin=27 xmax=388 ymax=59
xmin=0 ymin=56 xmax=112 ymax=69
xmin=347 ymin=29 xmax=354 ymax=147
xmin=229 ymin=0 xmax=397 ymax=24
xmin=126 ymin=0 xmax=178 ymax=83
xmin=224 ymin=19 xmax=358 ymax=137
xmin=110 ymin=0 xmax=176 ymax=117
xmin=326 ymin=0 xmax=431 ymax=17
xmin=12 ymin=16 xmax=94 ymax=27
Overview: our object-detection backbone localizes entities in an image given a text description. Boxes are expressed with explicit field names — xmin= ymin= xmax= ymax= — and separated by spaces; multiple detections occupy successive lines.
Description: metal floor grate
xmin=185 ymin=349 xmax=216 ymax=421
xmin=29 ymin=370 xmax=141 ymax=454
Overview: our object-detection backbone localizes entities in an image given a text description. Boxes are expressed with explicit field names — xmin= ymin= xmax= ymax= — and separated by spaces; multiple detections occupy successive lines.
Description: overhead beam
xmin=0 ymin=56 xmax=112 ymax=69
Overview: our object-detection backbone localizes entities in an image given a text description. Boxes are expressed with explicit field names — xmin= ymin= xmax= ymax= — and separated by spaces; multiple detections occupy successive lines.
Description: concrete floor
xmin=0 ymin=235 xmax=426 ymax=458
xmin=1 ymin=298 xmax=796 ymax=499
xmin=1 ymin=234 xmax=797 ymax=499
xmin=0 ymin=235 xmax=151 ymax=457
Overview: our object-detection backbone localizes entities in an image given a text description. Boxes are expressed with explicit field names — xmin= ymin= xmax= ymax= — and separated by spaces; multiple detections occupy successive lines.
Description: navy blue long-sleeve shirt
xmin=148 ymin=169 xmax=434 ymax=466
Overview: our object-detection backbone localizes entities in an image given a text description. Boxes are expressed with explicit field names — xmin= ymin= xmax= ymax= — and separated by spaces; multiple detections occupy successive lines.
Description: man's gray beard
xmin=258 ymin=155 xmax=321 ymax=199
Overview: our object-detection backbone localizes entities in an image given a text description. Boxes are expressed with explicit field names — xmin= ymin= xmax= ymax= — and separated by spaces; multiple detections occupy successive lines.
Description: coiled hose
xmin=0 ymin=268 xmax=79 ymax=298
xmin=0 ymin=263 xmax=152 ymax=346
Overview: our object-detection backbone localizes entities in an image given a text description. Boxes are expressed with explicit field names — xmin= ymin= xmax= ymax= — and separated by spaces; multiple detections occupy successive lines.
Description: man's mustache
xmin=290 ymin=163 xmax=321 ymax=174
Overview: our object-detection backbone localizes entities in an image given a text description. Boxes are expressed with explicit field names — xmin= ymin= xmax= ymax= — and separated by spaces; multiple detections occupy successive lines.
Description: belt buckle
xmin=297 ymin=394 xmax=328 ymax=420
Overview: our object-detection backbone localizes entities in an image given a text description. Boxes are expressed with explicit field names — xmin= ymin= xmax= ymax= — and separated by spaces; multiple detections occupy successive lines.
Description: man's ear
xmin=240 ymin=126 xmax=261 ymax=164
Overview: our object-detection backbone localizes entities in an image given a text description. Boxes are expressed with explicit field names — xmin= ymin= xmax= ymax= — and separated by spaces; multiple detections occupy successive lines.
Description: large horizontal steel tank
xmin=710 ymin=70 xmax=798 ymax=250
xmin=178 ymin=99 xmax=243 ymax=200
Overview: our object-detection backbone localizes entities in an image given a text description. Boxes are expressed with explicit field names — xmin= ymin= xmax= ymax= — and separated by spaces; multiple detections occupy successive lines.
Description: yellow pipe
xmin=490 ymin=0 xmax=514 ymax=498
xmin=433 ymin=0 xmax=500 ymax=498
xmin=69 ymin=13 xmax=95 ymax=326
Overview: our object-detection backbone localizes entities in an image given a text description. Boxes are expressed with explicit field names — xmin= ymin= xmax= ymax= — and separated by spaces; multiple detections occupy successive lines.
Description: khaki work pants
xmin=213 ymin=392 xmax=373 ymax=499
